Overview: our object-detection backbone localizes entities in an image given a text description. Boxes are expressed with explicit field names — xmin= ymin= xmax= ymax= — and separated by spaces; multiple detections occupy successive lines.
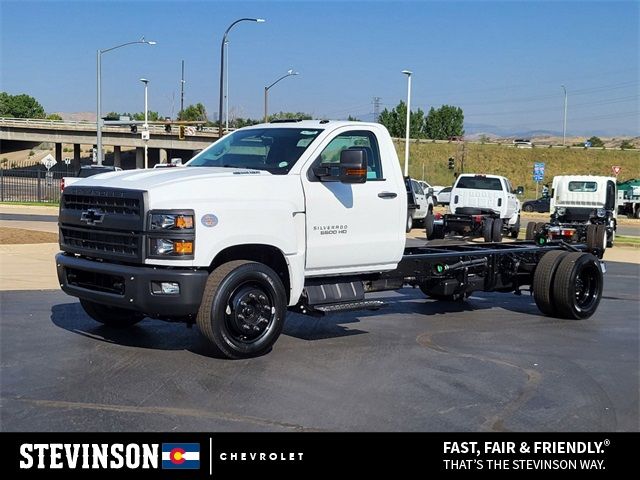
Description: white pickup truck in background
xmin=55 ymin=121 xmax=604 ymax=358
xmin=429 ymin=173 xmax=522 ymax=241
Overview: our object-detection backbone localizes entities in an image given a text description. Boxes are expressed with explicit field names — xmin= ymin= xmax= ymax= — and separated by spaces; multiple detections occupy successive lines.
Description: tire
xmin=525 ymin=221 xmax=537 ymax=240
xmin=552 ymin=253 xmax=603 ymax=320
xmin=425 ymin=211 xmax=435 ymax=239
xmin=532 ymin=250 xmax=568 ymax=316
xmin=482 ymin=218 xmax=493 ymax=242
xmin=586 ymin=224 xmax=598 ymax=250
xmin=491 ymin=218 xmax=502 ymax=242
xmin=535 ymin=222 xmax=545 ymax=232
xmin=406 ymin=214 xmax=413 ymax=233
xmin=196 ymin=260 xmax=287 ymax=359
xmin=595 ymin=224 xmax=607 ymax=251
xmin=80 ymin=299 xmax=144 ymax=328
xmin=510 ymin=216 xmax=520 ymax=239
xmin=432 ymin=224 xmax=445 ymax=239
xmin=524 ymin=204 xmax=534 ymax=212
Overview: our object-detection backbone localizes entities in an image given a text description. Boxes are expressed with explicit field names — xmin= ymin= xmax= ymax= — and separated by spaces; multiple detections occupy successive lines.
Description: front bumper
xmin=56 ymin=253 xmax=208 ymax=317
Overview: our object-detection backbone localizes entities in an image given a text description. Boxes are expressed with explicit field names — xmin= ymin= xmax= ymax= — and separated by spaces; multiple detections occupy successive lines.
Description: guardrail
xmin=0 ymin=117 xmax=231 ymax=135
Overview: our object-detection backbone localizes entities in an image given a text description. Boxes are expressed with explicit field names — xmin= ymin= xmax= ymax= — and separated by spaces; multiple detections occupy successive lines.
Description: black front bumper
xmin=56 ymin=253 xmax=208 ymax=317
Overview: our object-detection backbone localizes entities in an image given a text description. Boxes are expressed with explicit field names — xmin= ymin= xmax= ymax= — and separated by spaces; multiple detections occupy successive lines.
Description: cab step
xmin=314 ymin=300 xmax=387 ymax=314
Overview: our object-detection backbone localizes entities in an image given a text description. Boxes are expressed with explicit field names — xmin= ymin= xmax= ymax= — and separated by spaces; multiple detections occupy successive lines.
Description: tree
xmin=0 ymin=92 xmax=46 ymax=118
xmin=347 ymin=115 xmax=360 ymax=121
xmin=178 ymin=103 xmax=208 ymax=121
xmin=232 ymin=117 xmax=260 ymax=128
xmin=620 ymin=139 xmax=635 ymax=150
xmin=587 ymin=136 xmax=604 ymax=147
xmin=267 ymin=111 xmax=312 ymax=121
xmin=424 ymin=105 xmax=464 ymax=140
xmin=132 ymin=111 xmax=161 ymax=122
xmin=377 ymin=100 xmax=425 ymax=138
xmin=46 ymin=113 xmax=63 ymax=120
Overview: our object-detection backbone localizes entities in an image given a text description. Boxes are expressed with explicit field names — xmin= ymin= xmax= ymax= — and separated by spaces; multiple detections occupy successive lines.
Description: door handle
xmin=378 ymin=191 xmax=397 ymax=199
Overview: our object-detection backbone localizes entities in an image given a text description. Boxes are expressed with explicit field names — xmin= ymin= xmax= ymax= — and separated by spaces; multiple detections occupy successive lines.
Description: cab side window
xmin=317 ymin=130 xmax=383 ymax=180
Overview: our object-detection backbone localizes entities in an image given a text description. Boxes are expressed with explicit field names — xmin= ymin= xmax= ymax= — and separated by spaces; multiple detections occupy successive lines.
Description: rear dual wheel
xmin=533 ymin=251 xmax=603 ymax=320
xmin=482 ymin=218 xmax=502 ymax=242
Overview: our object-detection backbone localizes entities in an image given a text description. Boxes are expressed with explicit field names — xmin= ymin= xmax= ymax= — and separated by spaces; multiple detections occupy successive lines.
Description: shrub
xmin=28 ymin=150 xmax=35 ymax=156
xmin=620 ymin=140 xmax=635 ymax=150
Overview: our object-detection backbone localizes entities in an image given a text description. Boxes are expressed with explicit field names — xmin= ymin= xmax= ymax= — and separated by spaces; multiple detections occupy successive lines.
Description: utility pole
xmin=372 ymin=96 xmax=381 ymax=122
xmin=180 ymin=60 xmax=185 ymax=118
xmin=401 ymin=70 xmax=412 ymax=177
xmin=561 ymin=84 xmax=568 ymax=146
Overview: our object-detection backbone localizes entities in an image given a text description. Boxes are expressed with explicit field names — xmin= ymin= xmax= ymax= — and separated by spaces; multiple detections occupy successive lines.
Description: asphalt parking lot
xmin=1 ymin=261 xmax=638 ymax=432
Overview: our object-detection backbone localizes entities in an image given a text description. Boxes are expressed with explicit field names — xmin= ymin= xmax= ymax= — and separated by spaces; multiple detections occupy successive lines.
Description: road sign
xmin=532 ymin=162 xmax=545 ymax=182
xmin=141 ymin=130 xmax=150 ymax=141
xmin=40 ymin=154 xmax=57 ymax=170
xmin=186 ymin=126 xmax=196 ymax=136
xmin=612 ymin=166 xmax=622 ymax=176
xmin=64 ymin=157 xmax=72 ymax=165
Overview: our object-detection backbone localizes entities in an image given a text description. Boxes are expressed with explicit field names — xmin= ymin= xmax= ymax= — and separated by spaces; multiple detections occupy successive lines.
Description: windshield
xmin=187 ymin=128 xmax=322 ymax=174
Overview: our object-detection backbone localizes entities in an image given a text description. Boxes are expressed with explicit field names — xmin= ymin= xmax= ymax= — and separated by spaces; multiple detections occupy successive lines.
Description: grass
xmin=397 ymin=141 xmax=640 ymax=200
xmin=616 ymin=235 xmax=640 ymax=245
xmin=0 ymin=201 xmax=59 ymax=207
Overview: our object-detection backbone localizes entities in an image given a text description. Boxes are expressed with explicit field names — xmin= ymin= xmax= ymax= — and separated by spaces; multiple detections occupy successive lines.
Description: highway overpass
xmin=0 ymin=117 xmax=223 ymax=169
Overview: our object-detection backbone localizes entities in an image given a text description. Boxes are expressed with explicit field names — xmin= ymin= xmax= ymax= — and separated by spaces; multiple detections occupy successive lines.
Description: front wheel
xmin=80 ymin=299 xmax=144 ymax=328
xmin=196 ymin=261 xmax=287 ymax=359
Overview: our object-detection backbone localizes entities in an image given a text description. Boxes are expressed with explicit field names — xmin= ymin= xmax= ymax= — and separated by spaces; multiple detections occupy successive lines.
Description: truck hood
xmin=72 ymin=167 xmax=272 ymax=189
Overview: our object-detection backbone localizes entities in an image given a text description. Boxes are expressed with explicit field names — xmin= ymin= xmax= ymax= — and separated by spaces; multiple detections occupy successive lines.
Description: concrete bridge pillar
xmin=113 ymin=146 xmax=121 ymax=168
xmin=73 ymin=144 xmax=81 ymax=170
xmin=55 ymin=143 xmax=62 ymax=164
xmin=135 ymin=147 xmax=144 ymax=169
xmin=159 ymin=148 xmax=168 ymax=165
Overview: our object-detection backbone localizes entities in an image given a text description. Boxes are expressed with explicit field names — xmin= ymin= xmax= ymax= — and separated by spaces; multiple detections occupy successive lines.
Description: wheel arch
xmin=210 ymin=244 xmax=291 ymax=303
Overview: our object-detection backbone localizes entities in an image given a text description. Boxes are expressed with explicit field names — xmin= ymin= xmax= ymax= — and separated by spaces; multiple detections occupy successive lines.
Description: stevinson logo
xmin=19 ymin=443 xmax=200 ymax=470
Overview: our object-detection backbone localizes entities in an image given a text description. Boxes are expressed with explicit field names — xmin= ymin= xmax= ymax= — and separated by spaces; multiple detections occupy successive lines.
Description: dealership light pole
xmin=402 ymin=70 xmax=412 ymax=177
xmin=218 ymin=18 xmax=265 ymax=137
xmin=561 ymin=84 xmax=568 ymax=146
xmin=140 ymin=78 xmax=149 ymax=168
xmin=96 ymin=37 xmax=156 ymax=165
xmin=264 ymin=70 xmax=299 ymax=123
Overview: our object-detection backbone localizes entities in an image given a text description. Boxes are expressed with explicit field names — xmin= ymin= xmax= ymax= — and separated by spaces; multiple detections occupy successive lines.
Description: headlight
xmin=556 ymin=207 xmax=566 ymax=216
xmin=150 ymin=212 xmax=194 ymax=230
xmin=596 ymin=208 xmax=606 ymax=218
xmin=149 ymin=238 xmax=193 ymax=256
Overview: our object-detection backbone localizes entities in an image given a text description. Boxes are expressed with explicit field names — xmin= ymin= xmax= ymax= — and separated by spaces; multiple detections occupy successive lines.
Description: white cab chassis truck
xmin=56 ymin=121 xmax=605 ymax=358
xmin=525 ymin=175 xmax=617 ymax=256
xmin=429 ymin=174 xmax=521 ymax=242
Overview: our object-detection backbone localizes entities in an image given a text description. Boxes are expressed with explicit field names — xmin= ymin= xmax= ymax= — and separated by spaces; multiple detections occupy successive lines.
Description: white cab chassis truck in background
xmin=429 ymin=174 xmax=521 ymax=242
xmin=525 ymin=175 xmax=617 ymax=256
xmin=56 ymin=121 xmax=605 ymax=358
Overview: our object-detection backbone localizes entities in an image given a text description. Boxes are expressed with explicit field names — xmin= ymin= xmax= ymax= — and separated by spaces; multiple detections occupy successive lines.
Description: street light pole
xmin=402 ymin=70 xmax=412 ymax=177
xmin=225 ymin=40 xmax=229 ymax=131
xmin=561 ymin=84 xmax=568 ymax=146
xmin=218 ymin=18 xmax=265 ymax=137
xmin=96 ymin=37 xmax=156 ymax=165
xmin=264 ymin=70 xmax=299 ymax=123
xmin=140 ymin=78 xmax=149 ymax=168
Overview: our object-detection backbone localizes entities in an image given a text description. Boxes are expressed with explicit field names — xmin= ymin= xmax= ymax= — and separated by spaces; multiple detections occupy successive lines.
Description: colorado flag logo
xmin=162 ymin=443 xmax=200 ymax=469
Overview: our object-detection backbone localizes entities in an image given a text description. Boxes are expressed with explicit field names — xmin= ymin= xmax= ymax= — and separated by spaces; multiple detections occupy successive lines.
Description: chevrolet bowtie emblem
xmin=80 ymin=209 xmax=105 ymax=225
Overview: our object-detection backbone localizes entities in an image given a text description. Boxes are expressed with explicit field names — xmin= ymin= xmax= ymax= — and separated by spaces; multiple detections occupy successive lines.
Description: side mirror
xmin=515 ymin=186 xmax=524 ymax=195
xmin=427 ymin=187 xmax=434 ymax=196
xmin=313 ymin=149 xmax=367 ymax=184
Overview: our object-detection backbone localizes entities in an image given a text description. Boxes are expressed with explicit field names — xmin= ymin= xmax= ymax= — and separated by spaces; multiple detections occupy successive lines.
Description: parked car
xmin=60 ymin=165 xmax=122 ymax=191
xmin=435 ymin=186 xmax=452 ymax=205
xmin=418 ymin=180 xmax=445 ymax=201
xmin=522 ymin=196 xmax=551 ymax=213
xmin=406 ymin=178 xmax=434 ymax=232
xmin=513 ymin=138 xmax=532 ymax=148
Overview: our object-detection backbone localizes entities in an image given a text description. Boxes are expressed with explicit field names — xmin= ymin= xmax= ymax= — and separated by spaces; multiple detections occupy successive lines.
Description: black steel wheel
xmin=532 ymin=250 xmax=569 ymax=316
xmin=552 ymin=252 xmax=603 ymax=320
xmin=196 ymin=260 xmax=286 ymax=359
xmin=80 ymin=299 xmax=144 ymax=328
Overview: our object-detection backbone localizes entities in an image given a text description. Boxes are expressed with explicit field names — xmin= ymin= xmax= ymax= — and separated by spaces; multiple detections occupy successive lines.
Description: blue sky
xmin=1 ymin=0 xmax=638 ymax=136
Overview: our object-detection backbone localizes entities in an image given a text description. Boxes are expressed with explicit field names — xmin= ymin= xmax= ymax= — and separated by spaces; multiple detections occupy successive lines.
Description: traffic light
xmin=164 ymin=123 xmax=172 ymax=133
xmin=179 ymin=125 xmax=185 ymax=140
xmin=130 ymin=124 xmax=138 ymax=134
xmin=448 ymin=157 xmax=455 ymax=170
